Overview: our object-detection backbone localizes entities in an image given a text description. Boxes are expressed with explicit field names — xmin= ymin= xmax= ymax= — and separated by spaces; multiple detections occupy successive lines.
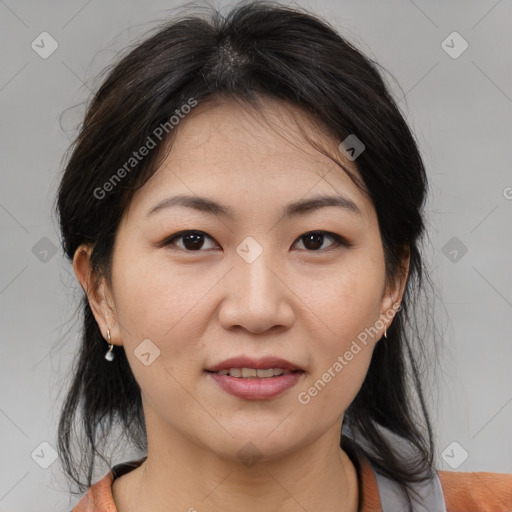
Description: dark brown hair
xmin=55 ymin=1 xmax=440 ymax=509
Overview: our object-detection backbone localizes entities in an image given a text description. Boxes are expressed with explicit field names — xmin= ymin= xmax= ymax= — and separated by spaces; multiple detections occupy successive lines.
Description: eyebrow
xmin=147 ymin=193 xmax=362 ymax=219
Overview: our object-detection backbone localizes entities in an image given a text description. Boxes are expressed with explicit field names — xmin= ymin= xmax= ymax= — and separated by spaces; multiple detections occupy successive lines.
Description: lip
xmin=205 ymin=356 xmax=305 ymax=400
xmin=208 ymin=371 xmax=305 ymax=400
xmin=206 ymin=356 xmax=303 ymax=372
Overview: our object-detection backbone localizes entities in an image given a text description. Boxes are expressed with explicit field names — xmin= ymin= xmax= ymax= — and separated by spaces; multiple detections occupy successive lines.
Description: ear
xmin=378 ymin=245 xmax=410 ymax=338
xmin=73 ymin=244 xmax=121 ymax=346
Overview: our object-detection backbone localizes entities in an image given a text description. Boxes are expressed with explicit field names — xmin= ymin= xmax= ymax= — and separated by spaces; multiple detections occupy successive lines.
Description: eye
xmin=293 ymin=231 xmax=349 ymax=251
xmin=162 ymin=230 xmax=349 ymax=252
xmin=162 ymin=230 xmax=218 ymax=251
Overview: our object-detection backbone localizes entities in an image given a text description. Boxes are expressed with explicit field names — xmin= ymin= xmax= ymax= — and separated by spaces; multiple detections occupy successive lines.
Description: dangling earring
xmin=104 ymin=328 xmax=115 ymax=361
xmin=383 ymin=325 xmax=387 ymax=339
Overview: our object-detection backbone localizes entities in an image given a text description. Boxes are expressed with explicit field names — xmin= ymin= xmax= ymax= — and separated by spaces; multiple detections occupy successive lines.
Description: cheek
xmin=297 ymin=302 xmax=377 ymax=422
xmin=295 ymin=256 xmax=384 ymax=410
xmin=305 ymin=253 xmax=385 ymax=339
xmin=112 ymin=245 xmax=201 ymax=338
xmin=109 ymin=251 xmax=206 ymax=413
xmin=110 ymin=245 xmax=222 ymax=389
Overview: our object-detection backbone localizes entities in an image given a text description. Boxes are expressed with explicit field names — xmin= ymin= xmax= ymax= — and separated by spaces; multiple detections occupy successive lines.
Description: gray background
xmin=0 ymin=0 xmax=511 ymax=510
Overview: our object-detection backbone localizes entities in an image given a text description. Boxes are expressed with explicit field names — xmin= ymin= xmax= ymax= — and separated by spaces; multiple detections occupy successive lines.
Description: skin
xmin=74 ymin=96 xmax=409 ymax=512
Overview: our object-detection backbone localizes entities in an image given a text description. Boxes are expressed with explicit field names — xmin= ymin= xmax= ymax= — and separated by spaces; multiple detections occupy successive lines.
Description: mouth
xmin=206 ymin=356 xmax=304 ymax=374
xmin=205 ymin=357 xmax=306 ymax=400
xmin=206 ymin=367 xmax=302 ymax=378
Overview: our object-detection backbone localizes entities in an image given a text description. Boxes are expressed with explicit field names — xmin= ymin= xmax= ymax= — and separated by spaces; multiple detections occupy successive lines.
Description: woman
xmin=55 ymin=1 xmax=512 ymax=511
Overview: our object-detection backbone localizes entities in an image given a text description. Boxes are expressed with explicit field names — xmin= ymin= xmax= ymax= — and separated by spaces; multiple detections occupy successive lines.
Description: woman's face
xmin=80 ymin=97 xmax=405 ymax=462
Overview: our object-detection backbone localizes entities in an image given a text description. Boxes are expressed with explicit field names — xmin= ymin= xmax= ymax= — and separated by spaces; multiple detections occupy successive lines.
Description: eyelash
xmin=161 ymin=230 xmax=350 ymax=253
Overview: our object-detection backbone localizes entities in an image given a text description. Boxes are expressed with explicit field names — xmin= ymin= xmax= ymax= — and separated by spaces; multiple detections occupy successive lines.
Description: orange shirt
xmin=71 ymin=452 xmax=512 ymax=512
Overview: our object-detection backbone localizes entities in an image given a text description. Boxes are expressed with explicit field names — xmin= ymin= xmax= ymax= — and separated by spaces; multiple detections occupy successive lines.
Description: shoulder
xmin=438 ymin=469 xmax=512 ymax=512
xmin=71 ymin=457 xmax=146 ymax=512
xmin=71 ymin=472 xmax=116 ymax=512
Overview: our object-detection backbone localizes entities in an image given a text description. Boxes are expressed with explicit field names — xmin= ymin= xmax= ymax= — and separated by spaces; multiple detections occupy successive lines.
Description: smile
xmin=213 ymin=367 xmax=295 ymax=378
xmin=206 ymin=369 xmax=305 ymax=400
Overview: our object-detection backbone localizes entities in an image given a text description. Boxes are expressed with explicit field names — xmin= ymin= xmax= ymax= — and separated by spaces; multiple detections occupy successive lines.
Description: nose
xmin=218 ymin=251 xmax=295 ymax=334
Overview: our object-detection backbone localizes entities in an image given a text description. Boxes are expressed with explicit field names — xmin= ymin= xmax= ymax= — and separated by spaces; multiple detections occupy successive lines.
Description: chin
xmin=199 ymin=427 xmax=311 ymax=465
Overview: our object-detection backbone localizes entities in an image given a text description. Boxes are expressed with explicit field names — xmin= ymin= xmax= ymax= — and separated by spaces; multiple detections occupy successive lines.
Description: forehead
xmin=161 ymin=97 xmax=355 ymax=176
xmin=128 ymin=97 xmax=373 ymax=224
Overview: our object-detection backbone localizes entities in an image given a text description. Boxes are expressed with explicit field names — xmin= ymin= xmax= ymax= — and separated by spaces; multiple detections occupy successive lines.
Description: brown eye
xmin=294 ymin=231 xmax=349 ymax=251
xmin=163 ymin=230 xmax=217 ymax=251
xmin=162 ymin=230 xmax=349 ymax=253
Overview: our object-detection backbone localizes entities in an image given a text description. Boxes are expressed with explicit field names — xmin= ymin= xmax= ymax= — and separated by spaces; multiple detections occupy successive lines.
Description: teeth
xmin=241 ymin=368 xmax=257 ymax=378
xmin=256 ymin=368 xmax=274 ymax=378
xmin=229 ymin=368 xmax=242 ymax=377
xmin=216 ymin=367 xmax=293 ymax=378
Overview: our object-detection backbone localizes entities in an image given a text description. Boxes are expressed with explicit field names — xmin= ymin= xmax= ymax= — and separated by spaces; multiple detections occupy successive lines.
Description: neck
xmin=114 ymin=420 xmax=359 ymax=512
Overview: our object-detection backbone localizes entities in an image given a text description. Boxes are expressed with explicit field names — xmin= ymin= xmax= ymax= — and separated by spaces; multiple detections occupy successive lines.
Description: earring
xmin=383 ymin=325 xmax=387 ymax=339
xmin=104 ymin=328 xmax=115 ymax=361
